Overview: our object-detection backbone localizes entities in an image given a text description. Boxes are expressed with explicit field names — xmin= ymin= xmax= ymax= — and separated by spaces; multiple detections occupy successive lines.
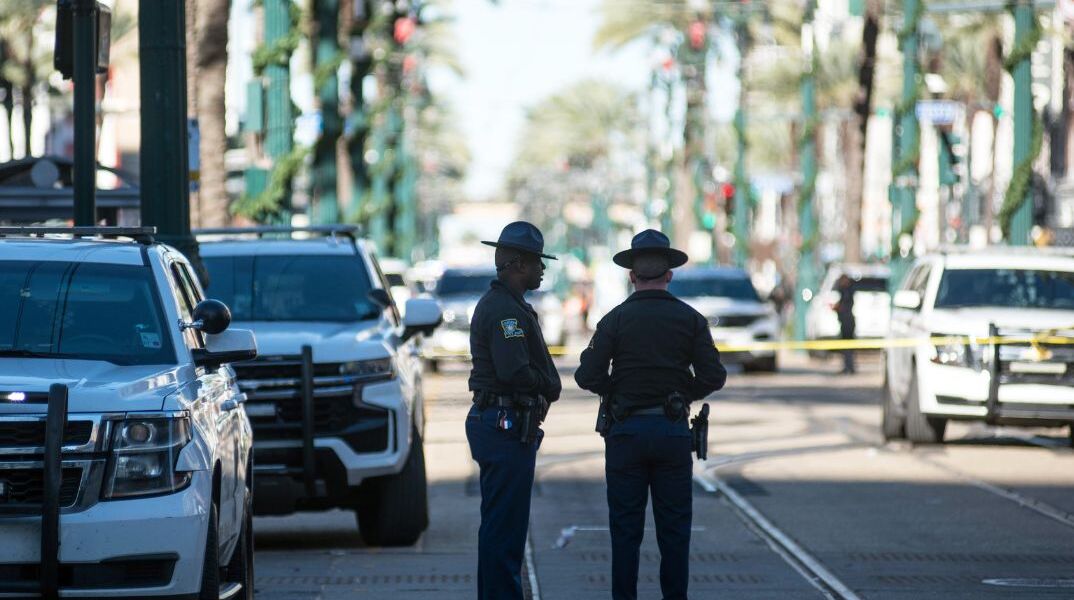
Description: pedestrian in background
xmin=575 ymin=229 xmax=727 ymax=600
xmin=466 ymin=221 xmax=562 ymax=600
xmin=834 ymin=274 xmax=857 ymax=374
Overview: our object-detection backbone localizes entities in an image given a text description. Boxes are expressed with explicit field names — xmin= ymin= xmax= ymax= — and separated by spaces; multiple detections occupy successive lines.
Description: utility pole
xmin=795 ymin=1 xmax=819 ymax=341
xmin=139 ymin=0 xmax=200 ymax=271
xmin=71 ymin=0 xmax=100 ymax=226
xmin=1008 ymin=0 xmax=1034 ymax=244
xmin=264 ymin=0 xmax=293 ymax=225
xmin=312 ymin=0 xmax=341 ymax=224
xmin=890 ymin=0 xmax=920 ymax=293
xmin=732 ymin=19 xmax=750 ymax=268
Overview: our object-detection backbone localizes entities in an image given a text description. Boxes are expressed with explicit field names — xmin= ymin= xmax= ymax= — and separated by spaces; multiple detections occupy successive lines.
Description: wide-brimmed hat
xmin=612 ymin=229 xmax=689 ymax=270
xmin=481 ymin=221 xmax=556 ymax=260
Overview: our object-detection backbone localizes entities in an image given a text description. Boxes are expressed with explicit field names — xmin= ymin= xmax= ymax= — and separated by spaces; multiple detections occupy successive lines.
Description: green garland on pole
xmin=233 ymin=146 xmax=310 ymax=220
xmin=251 ymin=1 xmax=303 ymax=76
xmin=999 ymin=11 xmax=1043 ymax=239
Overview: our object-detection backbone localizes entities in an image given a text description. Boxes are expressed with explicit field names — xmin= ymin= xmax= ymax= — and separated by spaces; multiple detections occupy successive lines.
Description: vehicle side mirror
xmin=892 ymin=289 xmax=922 ymax=310
xmin=192 ymin=299 xmax=231 ymax=334
xmin=368 ymin=289 xmax=393 ymax=310
xmin=193 ymin=328 xmax=257 ymax=369
xmin=401 ymin=298 xmax=443 ymax=342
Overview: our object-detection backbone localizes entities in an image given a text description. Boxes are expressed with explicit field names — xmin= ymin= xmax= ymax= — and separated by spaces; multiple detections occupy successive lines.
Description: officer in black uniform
xmin=575 ymin=229 xmax=727 ymax=600
xmin=466 ymin=221 xmax=562 ymax=600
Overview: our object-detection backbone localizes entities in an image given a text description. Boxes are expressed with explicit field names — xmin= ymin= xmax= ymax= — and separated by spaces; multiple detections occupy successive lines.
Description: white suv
xmin=0 ymin=227 xmax=257 ymax=599
xmin=882 ymin=248 xmax=1074 ymax=444
xmin=196 ymin=226 xmax=442 ymax=546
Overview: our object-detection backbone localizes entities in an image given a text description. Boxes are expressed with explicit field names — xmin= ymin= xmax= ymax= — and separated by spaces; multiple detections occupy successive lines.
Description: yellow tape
xmin=426 ymin=330 xmax=1074 ymax=359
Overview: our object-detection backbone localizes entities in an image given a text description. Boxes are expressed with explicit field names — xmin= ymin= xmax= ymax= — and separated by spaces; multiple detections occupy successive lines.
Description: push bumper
xmin=920 ymin=361 xmax=1074 ymax=426
xmin=0 ymin=471 xmax=210 ymax=598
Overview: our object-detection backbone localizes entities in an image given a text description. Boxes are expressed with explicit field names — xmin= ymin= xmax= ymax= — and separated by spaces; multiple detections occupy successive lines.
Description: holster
xmin=595 ymin=396 xmax=612 ymax=437
xmin=690 ymin=403 xmax=710 ymax=460
xmin=516 ymin=394 xmax=544 ymax=445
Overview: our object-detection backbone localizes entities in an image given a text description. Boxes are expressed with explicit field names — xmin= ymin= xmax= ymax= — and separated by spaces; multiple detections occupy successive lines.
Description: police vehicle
xmin=669 ymin=267 xmax=780 ymax=372
xmin=196 ymin=226 xmax=442 ymax=546
xmin=805 ymin=263 xmax=891 ymax=354
xmin=0 ymin=227 xmax=256 ymax=599
xmin=882 ymin=248 xmax=1074 ymax=444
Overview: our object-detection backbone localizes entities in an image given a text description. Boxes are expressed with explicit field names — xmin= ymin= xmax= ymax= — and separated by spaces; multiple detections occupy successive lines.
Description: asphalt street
xmin=252 ymin=353 xmax=1074 ymax=599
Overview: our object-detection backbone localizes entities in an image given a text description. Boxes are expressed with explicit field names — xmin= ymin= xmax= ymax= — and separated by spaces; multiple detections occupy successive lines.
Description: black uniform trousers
xmin=605 ymin=414 xmax=693 ymax=600
xmin=466 ymin=404 xmax=542 ymax=600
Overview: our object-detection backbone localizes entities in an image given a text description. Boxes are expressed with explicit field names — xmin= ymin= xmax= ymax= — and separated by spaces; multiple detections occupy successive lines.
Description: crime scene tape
xmin=424 ymin=330 xmax=1074 ymax=359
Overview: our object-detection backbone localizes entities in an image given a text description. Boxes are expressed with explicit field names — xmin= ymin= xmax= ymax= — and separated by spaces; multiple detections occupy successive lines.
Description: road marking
xmin=525 ymin=531 xmax=541 ymax=600
xmin=694 ymin=471 xmax=862 ymax=600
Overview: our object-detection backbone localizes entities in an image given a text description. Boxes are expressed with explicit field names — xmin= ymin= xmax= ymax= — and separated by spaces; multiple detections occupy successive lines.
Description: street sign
xmin=915 ymin=100 xmax=961 ymax=126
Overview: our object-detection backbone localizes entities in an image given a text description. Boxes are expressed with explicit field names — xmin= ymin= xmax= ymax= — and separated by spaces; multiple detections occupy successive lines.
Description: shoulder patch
xmin=500 ymin=318 xmax=525 ymax=339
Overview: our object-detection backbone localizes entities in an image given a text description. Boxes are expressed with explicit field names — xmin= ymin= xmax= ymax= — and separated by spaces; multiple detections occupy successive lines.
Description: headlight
xmin=931 ymin=334 xmax=981 ymax=369
xmin=340 ymin=357 xmax=394 ymax=380
xmin=103 ymin=416 xmax=191 ymax=499
xmin=442 ymin=309 xmax=457 ymax=323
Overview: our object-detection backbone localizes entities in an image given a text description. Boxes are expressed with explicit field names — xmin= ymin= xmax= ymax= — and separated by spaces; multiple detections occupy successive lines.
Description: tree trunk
xmin=195 ymin=0 xmax=232 ymax=227
xmin=842 ymin=118 xmax=864 ymax=262
xmin=983 ymin=33 xmax=1003 ymax=234
xmin=186 ymin=0 xmax=201 ymax=226
xmin=845 ymin=0 xmax=880 ymax=263
xmin=21 ymin=31 xmax=33 ymax=158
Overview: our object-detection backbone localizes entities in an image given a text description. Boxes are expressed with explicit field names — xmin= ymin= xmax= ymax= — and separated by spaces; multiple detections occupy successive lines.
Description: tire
xmin=748 ymin=355 xmax=778 ymax=373
xmin=880 ymin=371 xmax=906 ymax=441
xmin=356 ymin=430 xmax=429 ymax=546
xmin=224 ymin=491 xmax=255 ymax=600
xmin=198 ymin=503 xmax=221 ymax=600
xmin=905 ymin=371 xmax=946 ymax=444
xmin=425 ymin=359 xmax=440 ymax=374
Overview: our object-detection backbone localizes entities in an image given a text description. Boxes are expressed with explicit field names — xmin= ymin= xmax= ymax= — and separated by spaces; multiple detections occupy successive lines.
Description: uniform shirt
xmin=574 ymin=289 xmax=726 ymax=408
xmin=468 ymin=280 xmax=562 ymax=401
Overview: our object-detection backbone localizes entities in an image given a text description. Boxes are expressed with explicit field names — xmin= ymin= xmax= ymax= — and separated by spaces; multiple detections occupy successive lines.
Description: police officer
xmin=575 ymin=230 xmax=727 ymax=600
xmin=834 ymin=274 xmax=857 ymax=374
xmin=466 ymin=221 xmax=562 ymax=600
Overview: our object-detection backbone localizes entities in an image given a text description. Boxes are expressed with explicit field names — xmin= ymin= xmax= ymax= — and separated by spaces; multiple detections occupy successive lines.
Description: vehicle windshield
xmin=203 ymin=255 xmax=380 ymax=322
xmin=0 ymin=261 xmax=176 ymax=365
xmin=668 ymin=275 xmax=760 ymax=301
xmin=851 ymin=276 xmax=888 ymax=293
xmin=934 ymin=268 xmax=1074 ymax=310
xmin=437 ymin=271 xmax=495 ymax=296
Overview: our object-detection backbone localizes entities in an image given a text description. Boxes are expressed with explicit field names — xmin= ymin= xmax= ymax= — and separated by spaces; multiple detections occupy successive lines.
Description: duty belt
xmin=473 ymin=391 xmax=517 ymax=409
xmin=629 ymin=406 xmax=667 ymax=417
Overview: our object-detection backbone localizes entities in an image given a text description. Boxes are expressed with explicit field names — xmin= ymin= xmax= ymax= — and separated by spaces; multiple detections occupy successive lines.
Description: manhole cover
xmin=983 ymin=578 xmax=1074 ymax=588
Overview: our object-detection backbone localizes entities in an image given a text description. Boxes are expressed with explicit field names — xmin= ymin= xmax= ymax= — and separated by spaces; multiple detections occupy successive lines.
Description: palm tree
xmin=193 ymin=0 xmax=232 ymax=227
xmin=0 ymin=0 xmax=51 ymax=158
xmin=845 ymin=0 xmax=883 ymax=263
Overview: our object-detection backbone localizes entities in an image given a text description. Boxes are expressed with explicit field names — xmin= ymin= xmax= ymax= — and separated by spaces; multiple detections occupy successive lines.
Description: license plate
xmin=1010 ymin=361 xmax=1066 ymax=375
xmin=244 ymin=403 xmax=277 ymax=418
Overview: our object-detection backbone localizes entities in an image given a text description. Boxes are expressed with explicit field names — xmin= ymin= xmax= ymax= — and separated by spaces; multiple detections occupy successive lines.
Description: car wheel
xmin=224 ymin=491 xmax=255 ymax=600
xmin=356 ymin=429 xmax=429 ymax=547
xmin=905 ymin=371 xmax=946 ymax=444
xmin=880 ymin=371 xmax=906 ymax=441
xmin=198 ymin=503 xmax=220 ymax=600
xmin=425 ymin=359 xmax=440 ymax=373
xmin=750 ymin=355 xmax=778 ymax=372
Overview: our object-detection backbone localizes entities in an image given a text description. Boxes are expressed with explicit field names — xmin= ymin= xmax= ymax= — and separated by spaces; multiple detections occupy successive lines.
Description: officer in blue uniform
xmin=575 ymin=230 xmax=727 ymax=600
xmin=466 ymin=221 xmax=562 ymax=600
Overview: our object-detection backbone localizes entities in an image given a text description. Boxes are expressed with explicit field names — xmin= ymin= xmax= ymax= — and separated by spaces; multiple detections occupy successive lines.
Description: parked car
xmin=0 ymin=227 xmax=256 ymax=599
xmin=882 ymin=248 xmax=1074 ymax=444
xmin=197 ymin=226 xmax=442 ymax=546
xmin=669 ymin=267 xmax=780 ymax=372
xmin=805 ymin=264 xmax=891 ymax=354
xmin=426 ymin=267 xmax=566 ymax=369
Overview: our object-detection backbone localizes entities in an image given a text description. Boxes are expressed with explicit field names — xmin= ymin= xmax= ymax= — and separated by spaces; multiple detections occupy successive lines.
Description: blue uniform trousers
xmin=466 ymin=405 xmax=541 ymax=600
xmin=605 ymin=415 xmax=693 ymax=600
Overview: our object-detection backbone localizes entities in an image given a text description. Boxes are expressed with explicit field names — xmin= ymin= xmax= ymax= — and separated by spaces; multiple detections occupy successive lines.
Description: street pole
xmin=795 ymin=2 xmax=819 ymax=342
xmin=312 ymin=0 xmax=340 ymax=225
xmin=1009 ymin=0 xmax=1034 ymax=244
xmin=264 ymin=0 xmax=293 ymax=225
xmin=139 ymin=0 xmax=201 ymax=273
xmin=732 ymin=20 xmax=750 ymax=268
xmin=72 ymin=0 xmax=98 ymax=226
xmin=890 ymin=0 xmax=920 ymax=292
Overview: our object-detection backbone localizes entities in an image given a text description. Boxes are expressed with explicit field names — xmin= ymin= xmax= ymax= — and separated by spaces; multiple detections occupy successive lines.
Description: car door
xmin=167 ymin=259 xmax=241 ymax=548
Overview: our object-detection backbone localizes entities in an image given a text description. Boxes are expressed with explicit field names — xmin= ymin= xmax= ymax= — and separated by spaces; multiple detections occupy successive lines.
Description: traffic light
xmin=720 ymin=182 xmax=735 ymax=218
